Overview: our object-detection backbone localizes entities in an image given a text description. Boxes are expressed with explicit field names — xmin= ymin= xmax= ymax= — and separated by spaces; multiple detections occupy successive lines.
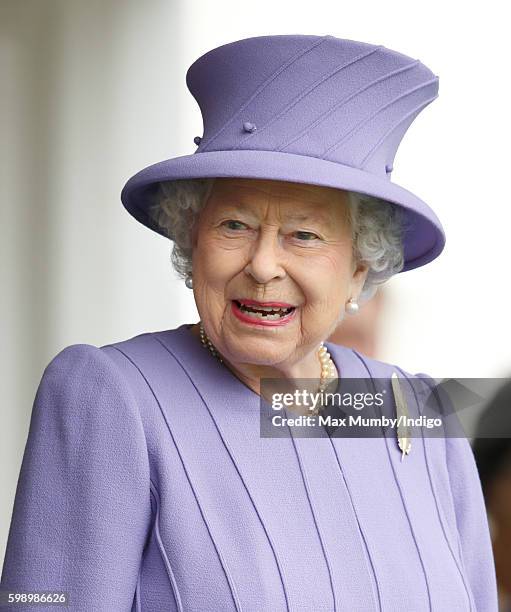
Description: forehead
xmin=208 ymin=178 xmax=347 ymax=209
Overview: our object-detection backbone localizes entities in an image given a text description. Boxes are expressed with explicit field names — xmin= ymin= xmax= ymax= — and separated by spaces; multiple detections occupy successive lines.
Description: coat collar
xmin=152 ymin=322 xmax=381 ymax=430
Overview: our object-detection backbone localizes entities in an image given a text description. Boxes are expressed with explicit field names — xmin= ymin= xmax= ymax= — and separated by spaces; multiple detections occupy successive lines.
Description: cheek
xmin=296 ymin=250 xmax=352 ymax=308
xmin=194 ymin=234 xmax=244 ymax=283
xmin=191 ymin=247 xmax=230 ymax=331
xmin=192 ymin=235 xmax=249 ymax=320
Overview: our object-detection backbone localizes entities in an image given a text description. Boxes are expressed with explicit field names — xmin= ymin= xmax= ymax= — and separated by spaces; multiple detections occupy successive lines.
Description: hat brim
xmin=120 ymin=149 xmax=445 ymax=272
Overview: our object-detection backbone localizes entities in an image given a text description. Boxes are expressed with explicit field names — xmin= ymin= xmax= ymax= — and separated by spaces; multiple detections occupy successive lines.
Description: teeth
xmin=244 ymin=310 xmax=262 ymax=318
xmin=241 ymin=304 xmax=289 ymax=312
xmin=237 ymin=301 xmax=293 ymax=319
xmin=242 ymin=310 xmax=285 ymax=320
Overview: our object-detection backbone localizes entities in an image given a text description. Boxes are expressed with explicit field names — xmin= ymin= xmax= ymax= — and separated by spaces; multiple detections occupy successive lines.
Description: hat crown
xmin=186 ymin=34 xmax=438 ymax=179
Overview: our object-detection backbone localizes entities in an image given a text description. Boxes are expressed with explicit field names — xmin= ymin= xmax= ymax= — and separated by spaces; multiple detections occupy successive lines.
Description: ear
xmin=351 ymin=260 xmax=370 ymax=298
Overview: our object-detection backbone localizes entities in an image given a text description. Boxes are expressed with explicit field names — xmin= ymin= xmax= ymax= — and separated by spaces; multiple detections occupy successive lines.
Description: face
xmin=191 ymin=178 xmax=369 ymax=369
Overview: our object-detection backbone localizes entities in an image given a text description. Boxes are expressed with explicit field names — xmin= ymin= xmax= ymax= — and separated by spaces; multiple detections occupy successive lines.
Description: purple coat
xmin=1 ymin=323 xmax=498 ymax=611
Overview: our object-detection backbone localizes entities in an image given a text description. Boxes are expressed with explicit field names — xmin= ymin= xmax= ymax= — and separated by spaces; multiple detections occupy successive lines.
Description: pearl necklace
xmin=198 ymin=321 xmax=337 ymax=414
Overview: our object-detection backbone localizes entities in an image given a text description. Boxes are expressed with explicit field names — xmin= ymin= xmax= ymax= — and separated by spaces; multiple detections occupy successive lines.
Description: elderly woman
xmin=1 ymin=34 xmax=498 ymax=611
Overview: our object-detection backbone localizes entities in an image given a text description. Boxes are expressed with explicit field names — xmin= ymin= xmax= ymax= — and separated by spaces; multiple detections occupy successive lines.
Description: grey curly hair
xmin=147 ymin=178 xmax=406 ymax=303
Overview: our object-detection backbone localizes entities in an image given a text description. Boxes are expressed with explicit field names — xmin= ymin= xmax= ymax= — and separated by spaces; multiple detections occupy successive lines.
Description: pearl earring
xmin=345 ymin=297 xmax=359 ymax=315
xmin=185 ymin=273 xmax=193 ymax=289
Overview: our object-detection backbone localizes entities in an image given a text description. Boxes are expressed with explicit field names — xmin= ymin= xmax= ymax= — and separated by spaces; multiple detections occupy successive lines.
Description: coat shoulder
xmin=328 ymin=342 xmax=434 ymax=383
xmin=37 ymin=342 xmax=146 ymax=425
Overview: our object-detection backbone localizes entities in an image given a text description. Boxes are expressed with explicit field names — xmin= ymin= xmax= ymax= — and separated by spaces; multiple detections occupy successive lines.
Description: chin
xmin=223 ymin=335 xmax=291 ymax=366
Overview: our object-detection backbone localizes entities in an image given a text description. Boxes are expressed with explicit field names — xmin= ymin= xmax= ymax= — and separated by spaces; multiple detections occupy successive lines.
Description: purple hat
xmin=121 ymin=34 xmax=444 ymax=272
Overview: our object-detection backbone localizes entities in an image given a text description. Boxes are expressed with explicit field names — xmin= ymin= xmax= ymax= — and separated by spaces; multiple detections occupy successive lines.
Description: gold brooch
xmin=391 ymin=372 xmax=412 ymax=460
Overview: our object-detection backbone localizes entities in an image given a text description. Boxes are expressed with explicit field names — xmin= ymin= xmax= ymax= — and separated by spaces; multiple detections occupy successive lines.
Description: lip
xmin=231 ymin=299 xmax=297 ymax=327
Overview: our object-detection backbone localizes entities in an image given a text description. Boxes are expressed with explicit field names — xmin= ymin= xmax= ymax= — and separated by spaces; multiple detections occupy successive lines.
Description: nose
xmin=244 ymin=229 xmax=286 ymax=284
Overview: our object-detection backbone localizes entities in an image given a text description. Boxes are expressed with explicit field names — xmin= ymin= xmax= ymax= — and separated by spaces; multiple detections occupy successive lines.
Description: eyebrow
xmin=215 ymin=199 xmax=331 ymax=221
xmin=211 ymin=190 xmax=336 ymax=226
xmin=282 ymin=211 xmax=330 ymax=223
xmin=215 ymin=207 xmax=331 ymax=227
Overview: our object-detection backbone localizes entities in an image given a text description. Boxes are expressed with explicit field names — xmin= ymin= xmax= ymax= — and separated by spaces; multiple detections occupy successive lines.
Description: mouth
xmin=231 ymin=299 xmax=297 ymax=326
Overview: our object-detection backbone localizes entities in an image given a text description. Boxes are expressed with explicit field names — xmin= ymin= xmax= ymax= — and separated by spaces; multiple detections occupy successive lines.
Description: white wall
xmin=1 ymin=0 xmax=195 ymax=566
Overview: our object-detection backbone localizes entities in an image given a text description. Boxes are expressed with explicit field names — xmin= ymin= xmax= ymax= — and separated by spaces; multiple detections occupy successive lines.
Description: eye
xmin=294 ymin=230 xmax=320 ymax=241
xmin=222 ymin=220 xmax=248 ymax=231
